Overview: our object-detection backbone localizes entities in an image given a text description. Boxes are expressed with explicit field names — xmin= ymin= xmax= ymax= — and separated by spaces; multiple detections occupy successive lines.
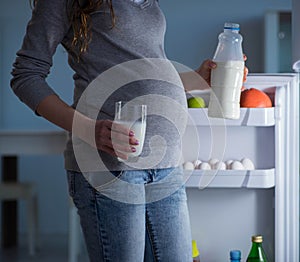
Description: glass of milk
xmin=114 ymin=101 xmax=147 ymax=160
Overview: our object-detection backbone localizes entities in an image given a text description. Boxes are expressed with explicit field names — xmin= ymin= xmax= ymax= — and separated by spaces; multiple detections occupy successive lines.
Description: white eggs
xmin=212 ymin=161 xmax=226 ymax=170
xmin=230 ymin=161 xmax=245 ymax=170
xmin=183 ymin=161 xmax=194 ymax=170
xmin=241 ymin=158 xmax=255 ymax=170
xmin=185 ymin=157 xmax=255 ymax=171
xmin=199 ymin=162 xmax=211 ymax=170
xmin=225 ymin=160 xmax=233 ymax=169
xmin=208 ymin=158 xmax=219 ymax=166
xmin=193 ymin=159 xmax=202 ymax=169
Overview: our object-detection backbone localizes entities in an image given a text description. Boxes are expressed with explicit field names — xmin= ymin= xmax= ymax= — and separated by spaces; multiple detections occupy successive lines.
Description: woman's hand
xmin=35 ymin=95 xmax=139 ymax=160
xmin=242 ymin=54 xmax=249 ymax=83
xmin=195 ymin=59 xmax=216 ymax=86
xmin=196 ymin=55 xmax=249 ymax=87
xmin=95 ymin=120 xmax=139 ymax=160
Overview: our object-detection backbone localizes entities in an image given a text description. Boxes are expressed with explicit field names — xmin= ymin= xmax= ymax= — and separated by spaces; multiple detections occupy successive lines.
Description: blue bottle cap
xmin=224 ymin=22 xmax=240 ymax=31
xmin=230 ymin=250 xmax=241 ymax=259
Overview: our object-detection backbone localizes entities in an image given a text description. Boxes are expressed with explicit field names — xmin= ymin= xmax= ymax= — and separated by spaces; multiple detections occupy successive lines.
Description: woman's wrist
xmin=72 ymin=111 xmax=97 ymax=148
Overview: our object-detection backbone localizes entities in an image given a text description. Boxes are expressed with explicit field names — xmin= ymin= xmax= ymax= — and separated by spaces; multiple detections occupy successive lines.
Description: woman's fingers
xmin=94 ymin=120 xmax=139 ymax=158
xmin=110 ymin=121 xmax=134 ymax=136
xmin=100 ymin=145 xmax=129 ymax=160
xmin=110 ymin=120 xmax=139 ymax=146
xmin=196 ymin=59 xmax=216 ymax=86
xmin=243 ymin=54 xmax=249 ymax=82
xmin=243 ymin=66 xmax=248 ymax=82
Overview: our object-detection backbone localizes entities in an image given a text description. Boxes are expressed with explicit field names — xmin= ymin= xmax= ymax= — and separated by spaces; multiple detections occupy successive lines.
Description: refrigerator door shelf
xmin=184 ymin=168 xmax=275 ymax=189
xmin=187 ymin=107 xmax=275 ymax=126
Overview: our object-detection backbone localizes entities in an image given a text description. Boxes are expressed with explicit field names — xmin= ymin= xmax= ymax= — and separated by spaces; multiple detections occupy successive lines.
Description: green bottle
xmin=246 ymin=235 xmax=268 ymax=262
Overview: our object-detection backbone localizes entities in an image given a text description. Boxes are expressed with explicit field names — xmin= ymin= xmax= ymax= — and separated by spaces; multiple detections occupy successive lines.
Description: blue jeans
xmin=67 ymin=167 xmax=192 ymax=262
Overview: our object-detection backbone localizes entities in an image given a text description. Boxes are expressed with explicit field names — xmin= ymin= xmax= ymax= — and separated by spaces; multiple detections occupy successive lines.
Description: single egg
xmin=230 ymin=161 xmax=245 ymax=170
xmin=193 ymin=159 xmax=202 ymax=169
xmin=213 ymin=161 xmax=226 ymax=170
xmin=241 ymin=158 xmax=255 ymax=170
xmin=225 ymin=160 xmax=233 ymax=169
xmin=183 ymin=161 xmax=194 ymax=170
xmin=208 ymin=158 xmax=219 ymax=166
xmin=199 ymin=162 xmax=211 ymax=170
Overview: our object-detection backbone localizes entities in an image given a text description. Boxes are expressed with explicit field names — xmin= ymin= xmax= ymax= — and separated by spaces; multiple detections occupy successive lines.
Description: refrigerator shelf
xmin=184 ymin=168 xmax=275 ymax=189
xmin=187 ymin=107 xmax=275 ymax=126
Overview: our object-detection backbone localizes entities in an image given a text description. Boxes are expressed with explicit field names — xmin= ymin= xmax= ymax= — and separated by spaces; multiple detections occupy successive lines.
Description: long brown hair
xmin=71 ymin=0 xmax=115 ymax=55
xmin=30 ymin=0 xmax=115 ymax=58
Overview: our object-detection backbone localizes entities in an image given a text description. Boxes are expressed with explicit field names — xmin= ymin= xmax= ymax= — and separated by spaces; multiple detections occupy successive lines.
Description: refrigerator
xmin=183 ymin=73 xmax=299 ymax=261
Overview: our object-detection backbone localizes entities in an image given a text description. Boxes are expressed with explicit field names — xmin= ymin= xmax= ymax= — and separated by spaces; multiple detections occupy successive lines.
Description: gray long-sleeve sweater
xmin=11 ymin=0 xmax=188 ymax=172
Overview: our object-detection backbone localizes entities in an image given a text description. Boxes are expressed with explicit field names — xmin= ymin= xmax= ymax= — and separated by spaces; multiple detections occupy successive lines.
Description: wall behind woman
xmin=0 ymin=0 xmax=291 ymax=235
xmin=160 ymin=0 xmax=291 ymax=73
xmin=0 ymin=0 xmax=73 ymax=235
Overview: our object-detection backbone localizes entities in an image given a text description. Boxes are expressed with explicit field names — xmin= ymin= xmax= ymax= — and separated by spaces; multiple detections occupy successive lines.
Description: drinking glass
xmin=114 ymin=101 xmax=147 ymax=159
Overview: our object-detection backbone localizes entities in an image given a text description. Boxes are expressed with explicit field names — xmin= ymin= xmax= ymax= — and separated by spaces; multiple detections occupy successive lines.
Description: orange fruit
xmin=240 ymin=88 xmax=272 ymax=108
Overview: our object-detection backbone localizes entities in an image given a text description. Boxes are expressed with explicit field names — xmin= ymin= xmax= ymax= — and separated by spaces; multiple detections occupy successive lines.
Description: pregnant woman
xmin=11 ymin=0 xmax=246 ymax=261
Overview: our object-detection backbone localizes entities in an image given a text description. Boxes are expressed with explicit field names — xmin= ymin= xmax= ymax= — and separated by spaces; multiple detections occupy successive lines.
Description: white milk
xmin=116 ymin=121 xmax=146 ymax=158
xmin=208 ymin=60 xmax=244 ymax=119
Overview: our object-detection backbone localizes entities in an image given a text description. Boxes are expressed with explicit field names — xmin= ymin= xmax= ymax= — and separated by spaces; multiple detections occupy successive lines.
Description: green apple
xmin=187 ymin=96 xmax=206 ymax=108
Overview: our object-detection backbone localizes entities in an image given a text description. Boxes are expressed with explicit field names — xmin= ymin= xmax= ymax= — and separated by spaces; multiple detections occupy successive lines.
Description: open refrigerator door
xmin=183 ymin=73 xmax=299 ymax=261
